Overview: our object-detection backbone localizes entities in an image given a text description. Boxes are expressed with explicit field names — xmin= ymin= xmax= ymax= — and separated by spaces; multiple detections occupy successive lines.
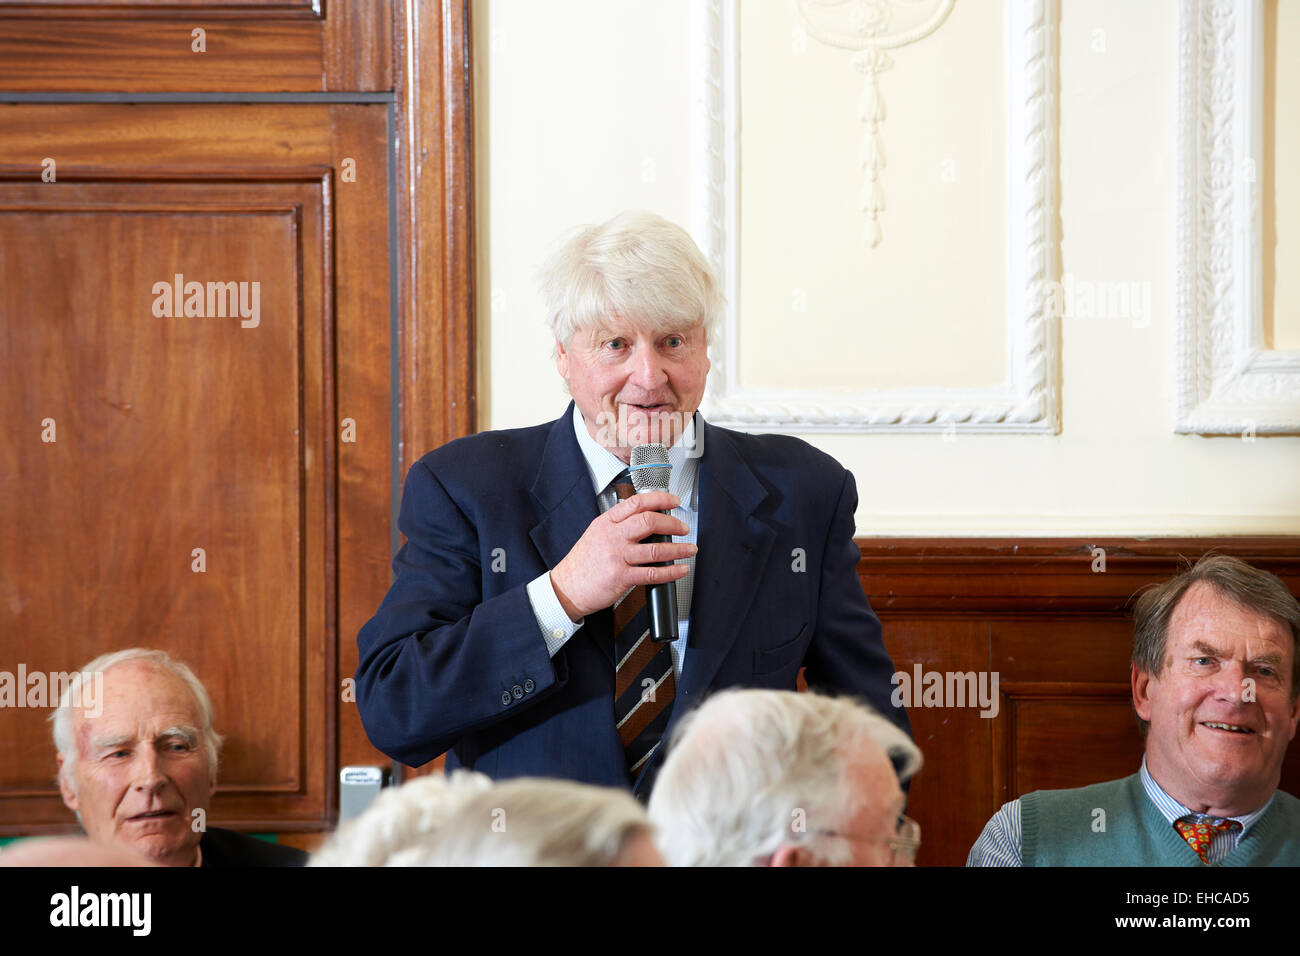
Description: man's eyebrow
xmin=1189 ymin=642 xmax=1285 ymax=668
xmin=156 ymin=726 xmax=200 ymax=745
xmin=91 ymin=734 xmax=134 ymax=751
xmin=1248 ymin=653 xmax=1285 ymax=669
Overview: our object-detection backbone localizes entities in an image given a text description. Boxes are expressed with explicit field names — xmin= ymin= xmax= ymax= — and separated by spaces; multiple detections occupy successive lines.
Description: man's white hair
xmin=378 ymin=777 xmax=655 ymax=866
xmin=51 ymin=648 xmax=222 ymax=791
xmin=310 ymin=771 xmax=494 ymax=866
xmin=647 ymin=689 xmax=921 ymax=867
xmin=538 ymin=209 xmax=723 ymax=350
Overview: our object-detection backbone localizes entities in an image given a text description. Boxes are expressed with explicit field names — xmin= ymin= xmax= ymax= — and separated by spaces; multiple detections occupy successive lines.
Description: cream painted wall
xmin=1266 ymin=0 xmax=1300 ymax=350
xmin=738 ymin=0 xmax=1007 ymax=390
xmin=473 ymin=0 xmax=1300 ymax=535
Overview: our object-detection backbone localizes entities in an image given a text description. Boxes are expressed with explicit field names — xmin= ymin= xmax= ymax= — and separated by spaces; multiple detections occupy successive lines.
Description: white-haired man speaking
xmin=648 ymin=689 xmax=922 ymax=866
xmin=53 ymin=648 xmax=305 ymax=867
xmin=355 ymin=210 xmax=910 ymax=797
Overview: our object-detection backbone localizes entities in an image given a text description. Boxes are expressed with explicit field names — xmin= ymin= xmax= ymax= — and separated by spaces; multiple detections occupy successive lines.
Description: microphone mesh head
xmin=629 ymin=444 xmax=671 ymax=493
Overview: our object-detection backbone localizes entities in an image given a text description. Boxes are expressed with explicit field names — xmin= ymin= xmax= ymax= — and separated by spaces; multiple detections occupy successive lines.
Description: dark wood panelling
xmin=859 ymin=537 xmax=1300 ymax=613
xmin=0 ymin=1 xmax=391 ymax=92
xmin=0 ymin=0 xmax=473 ymax=838
xmin=860 ymin=537 xmax=1300 ymax=866
xmin=389 ymin=0 xmax=474 ymax=781
xmin=328 ymin=104 xmax=402 ymax=782
xmin=325 ymin=0 xmax=392 ymax=92
xmin=0 ymin=181 xmax=331 ymax=829
xmin=0 ymin=2 xmax=323 ymax=16
xmin=994 ymin=685 xmax=1145 ymax=796
xmin=879 ymin=619 xmax=991 ymax=868
xmin=0 ymin=104 xmax=393 ymax=835
xmin=394 ymin=0 xmax=475 ymax=465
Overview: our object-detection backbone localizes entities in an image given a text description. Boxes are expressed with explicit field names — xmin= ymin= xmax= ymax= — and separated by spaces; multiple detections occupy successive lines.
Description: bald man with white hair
xmin=53 ymin=648 xmax=305 ymax=867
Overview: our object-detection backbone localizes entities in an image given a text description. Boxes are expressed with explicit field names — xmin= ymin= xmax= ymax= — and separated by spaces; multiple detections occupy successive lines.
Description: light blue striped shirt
xmin=524 ymin=405 xmax=699 ymax=680
xmin=966 ymin=756 xmax=1275 ymax=866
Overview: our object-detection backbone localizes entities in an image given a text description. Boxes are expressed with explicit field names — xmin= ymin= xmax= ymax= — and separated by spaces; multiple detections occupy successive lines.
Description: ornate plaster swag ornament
xmin=796 ymin=0 xmax=955 ymax=249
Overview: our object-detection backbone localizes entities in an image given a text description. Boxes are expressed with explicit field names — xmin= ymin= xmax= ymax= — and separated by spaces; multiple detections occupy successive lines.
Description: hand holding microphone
xmin=549 ymin=444 xmax=692 ymax=631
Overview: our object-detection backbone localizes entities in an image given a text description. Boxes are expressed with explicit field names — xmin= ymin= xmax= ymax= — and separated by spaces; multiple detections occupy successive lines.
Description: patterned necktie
xmin=611 ymin=470 xmax=677 ymax=782
xmin=1174 ymin=815 xmax=1241 ymax=864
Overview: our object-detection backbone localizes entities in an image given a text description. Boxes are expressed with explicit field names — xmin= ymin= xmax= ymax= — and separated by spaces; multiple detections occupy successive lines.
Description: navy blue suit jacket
xmin=355 ymin=404 xmax=909 ymax=796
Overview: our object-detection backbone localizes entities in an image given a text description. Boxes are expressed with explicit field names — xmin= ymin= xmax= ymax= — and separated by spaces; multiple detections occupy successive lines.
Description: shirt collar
xmin=1139 ymin=755 xmax=1274 ymax=836
xmin=570 ymin=405 xmax=701 ymax=506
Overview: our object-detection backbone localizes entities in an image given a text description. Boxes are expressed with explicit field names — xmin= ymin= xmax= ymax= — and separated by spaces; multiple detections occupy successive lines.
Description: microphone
xmin=629 ymin=443 xmax=679 ymax=644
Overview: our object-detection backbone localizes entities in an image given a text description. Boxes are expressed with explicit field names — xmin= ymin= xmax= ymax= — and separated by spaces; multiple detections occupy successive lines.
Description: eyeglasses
xmin=813 ymin=815 xmax=922 ymax=866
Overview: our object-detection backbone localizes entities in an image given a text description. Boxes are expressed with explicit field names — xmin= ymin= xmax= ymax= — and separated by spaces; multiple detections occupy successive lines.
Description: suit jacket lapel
xmin=676 ymin=418 xmax=775 ymax=701
xmin=528 ymin=403 xmax=611 ymax=665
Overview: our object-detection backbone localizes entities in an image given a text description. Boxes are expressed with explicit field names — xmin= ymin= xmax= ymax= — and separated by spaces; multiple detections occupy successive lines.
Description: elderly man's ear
xmin=56 ymin=754 xmax=79 ymax=813
xmin=768 ymin=844 xmax=820 ymax=867
xmin=1131 ymin=662 xmax=1154 ymax=723
xmin=555 ymin=338 xmax=569 ymax=379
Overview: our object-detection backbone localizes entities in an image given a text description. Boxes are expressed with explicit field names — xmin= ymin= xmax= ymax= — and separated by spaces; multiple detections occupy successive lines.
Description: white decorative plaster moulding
xmin=795 ymin=0 xmax=955 ymax=251
xmin=1174 ymin=0 xmax=1300 ymax=435
xmin=690 ymin=0 xmax=1060 ymax=435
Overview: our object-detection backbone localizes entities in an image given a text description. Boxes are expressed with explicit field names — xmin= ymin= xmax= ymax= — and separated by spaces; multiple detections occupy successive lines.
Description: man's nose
xmin=131 ymin=748 xmax=167 ymax=792
xmin=630 ymin=343 xmax=668 ymax=388
xmin=1212 ymin=661 xmax=1247 ymax=702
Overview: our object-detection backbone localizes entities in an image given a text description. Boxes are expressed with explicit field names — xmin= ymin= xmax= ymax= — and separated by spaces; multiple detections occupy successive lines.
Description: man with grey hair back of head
xmin=411 ymin=778 xmax=663 ymax=866
xmin=648 ymin=689 xmax=922 ymax=866
xmin=309 ymin=770 xmax=493 ymax=866
xmin=355 ymin=209 xmax=909 ymax=800
xmin=52 ymin=648 xmax=306 ymax=867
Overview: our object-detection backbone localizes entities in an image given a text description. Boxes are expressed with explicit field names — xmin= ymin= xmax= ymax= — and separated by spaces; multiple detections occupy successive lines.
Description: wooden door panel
xmin=994 ymin=686 xmax=1147 ymax=797
xmin=0 ymin=181 xmax=329 ymax=824
xmin=0 ymin=103 xmax=393 ymax=834
xmin=880 ymin=618 xmax=992 ymax=867
xmin=0 ymin=0 xmax=391 ymax=92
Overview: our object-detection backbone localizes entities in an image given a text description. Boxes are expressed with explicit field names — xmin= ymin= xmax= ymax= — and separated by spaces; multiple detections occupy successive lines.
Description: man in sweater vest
xmin=968 ymin=554 xmax=1300 ymax=866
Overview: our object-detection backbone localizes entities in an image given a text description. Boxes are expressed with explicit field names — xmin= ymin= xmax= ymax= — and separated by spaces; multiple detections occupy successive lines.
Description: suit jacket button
xmin=512 ymin=684 xmax=524 ymax=699
xmin=523 ymin=679 xmax=535 ymax=693
xmin=501 ymin=690 xmax=512 ymax=706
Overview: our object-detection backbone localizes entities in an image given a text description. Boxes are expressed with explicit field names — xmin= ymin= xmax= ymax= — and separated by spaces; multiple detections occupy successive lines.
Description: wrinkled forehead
xmin=72 ymin=663 xmax=203 ymax=740
xmin=1168 ymin=582 xmax=1297 ymax=665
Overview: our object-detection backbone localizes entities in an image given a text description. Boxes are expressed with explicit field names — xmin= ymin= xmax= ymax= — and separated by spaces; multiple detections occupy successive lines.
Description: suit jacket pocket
xmin=752 ymin=622 xmax=810 ymax=676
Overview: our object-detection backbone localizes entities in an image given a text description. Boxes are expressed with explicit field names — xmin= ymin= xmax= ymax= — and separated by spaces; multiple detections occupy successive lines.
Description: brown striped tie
xmin=611 ymin=471 xmax=676 ymax=782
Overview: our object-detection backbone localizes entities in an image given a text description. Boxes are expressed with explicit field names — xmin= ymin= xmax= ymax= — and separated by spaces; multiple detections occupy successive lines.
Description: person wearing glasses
xmin=647 ymin=688 xmax=922 ymax=866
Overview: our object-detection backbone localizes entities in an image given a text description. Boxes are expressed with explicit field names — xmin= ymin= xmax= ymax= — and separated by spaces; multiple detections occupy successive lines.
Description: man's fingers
xmin=624 ymin=541 xmax=698 ymax=565
xmin=620 ymin=510 xmax=689 ymax=540
xmin=627 ymin=561 xmax=691 ymax=586
xmin=608 ymin=491 xmax=681 ymax=522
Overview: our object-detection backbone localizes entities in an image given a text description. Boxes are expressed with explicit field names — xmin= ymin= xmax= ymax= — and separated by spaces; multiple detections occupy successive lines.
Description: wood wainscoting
xmin=0 ymin=1 xmax=474 ymax=839
xmin=856 ymin=537 xmax=1300 ymax=866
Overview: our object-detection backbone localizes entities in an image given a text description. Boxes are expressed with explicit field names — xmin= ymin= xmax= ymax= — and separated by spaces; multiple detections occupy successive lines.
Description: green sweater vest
xmin=1021 ymin=774 xmax=1300 ymax=866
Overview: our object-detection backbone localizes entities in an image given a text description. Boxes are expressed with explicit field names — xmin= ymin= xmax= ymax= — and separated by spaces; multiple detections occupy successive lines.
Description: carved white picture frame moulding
xmin=690 ymin=0 xmax=1060 ymax=434
xmin=1174 ymin=0 xmax=1300 ymax=435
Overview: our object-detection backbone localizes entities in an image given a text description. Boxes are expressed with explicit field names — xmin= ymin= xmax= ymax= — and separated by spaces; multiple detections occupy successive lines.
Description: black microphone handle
xmin=644 ymin=527 xmax=680 ymax=643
